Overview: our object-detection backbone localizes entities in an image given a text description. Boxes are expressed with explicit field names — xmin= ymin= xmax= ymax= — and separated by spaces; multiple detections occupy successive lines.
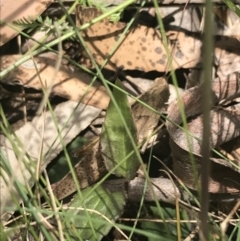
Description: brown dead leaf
xmin=77 ymin=7 xmax=240 ymax=77
xmin=0 ymin=53 xmax=110 ymax=109
xmin=0 ymin=85 xmax=43 ymax=131
xmin=215 ymin=37 xmax=240 ymax=77
xmin=0 ymin=100 xmax=101 ymax=217
xmin=0 ymin=0 xmax=54 ymax=46
xmin=76 ymin=6 xmax=202 ymax=72
xmin=232 ymin=137 xmax=240 ymax=161
xmin=132 ymin=77 xmax=169 ymax=144
xmin=167 ymin=77 xmax=240 ymax=193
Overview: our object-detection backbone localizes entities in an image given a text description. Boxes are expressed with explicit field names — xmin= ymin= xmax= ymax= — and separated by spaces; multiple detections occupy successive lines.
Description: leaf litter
xmin=0 ymin=52 xmax=110 ymax=109
xmin=0 ymin=0 xmax=54 ymax=46
xmin=1 ymin=2 xmax=240 ymax=240
xmin=0 ymin=100 xmax=101 ymax=216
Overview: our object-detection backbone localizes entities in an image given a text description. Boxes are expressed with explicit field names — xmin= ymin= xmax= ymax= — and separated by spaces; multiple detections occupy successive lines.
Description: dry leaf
xmin=0 ymin=100 xmax=101 ymax=217
xmin=0 ymin=53 xmax=110 ymax=109
xmin=0 ymin=0 xmax=54 ymax=46
xmin=167 ymin=76 xmax=240 ymax=193
xmin=131 ymin=77 xmax=169 ymax=144
xmin=214 ymin=30 xmax=240 ymax=77
xmin=77 ymin=7 xmax=202 ymax=72
xmin=77 ymin=7 xmax=240 ymax=77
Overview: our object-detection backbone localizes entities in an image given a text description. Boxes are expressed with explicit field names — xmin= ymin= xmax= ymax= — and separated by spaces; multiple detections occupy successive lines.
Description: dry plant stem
xmin=102 ymin=177 xmax=240 ymax=203
xmin=120 ymin=218 xmax=199 ymax=223
xmin=220 ymin=200 xmax=240 ymax=234
xmin=119 ymin=217 xmax=239 ymax=224
xmin=184 ymin=226 xmax=200 ymax=241
xmin=37 ymin=22 xmax=64 ymax=116
xmin=32 ymin=29 xmax=63 ymax=209
xmin=200 ymin=0 xmax=214 ymax=239
xmin=102 ymin=177 xmax=180 ymax=203
xmin=43 ymin=170 xmax=64 ymax=241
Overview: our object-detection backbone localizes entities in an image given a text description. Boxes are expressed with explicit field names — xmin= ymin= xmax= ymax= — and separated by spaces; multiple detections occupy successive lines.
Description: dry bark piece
xmin=167 ymin=74 xmax=240 ymax=193
xmin=0 ymin=53 xmax=110 ymax=109
xmin=0 ymin=0 xmax=54 ymax=46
